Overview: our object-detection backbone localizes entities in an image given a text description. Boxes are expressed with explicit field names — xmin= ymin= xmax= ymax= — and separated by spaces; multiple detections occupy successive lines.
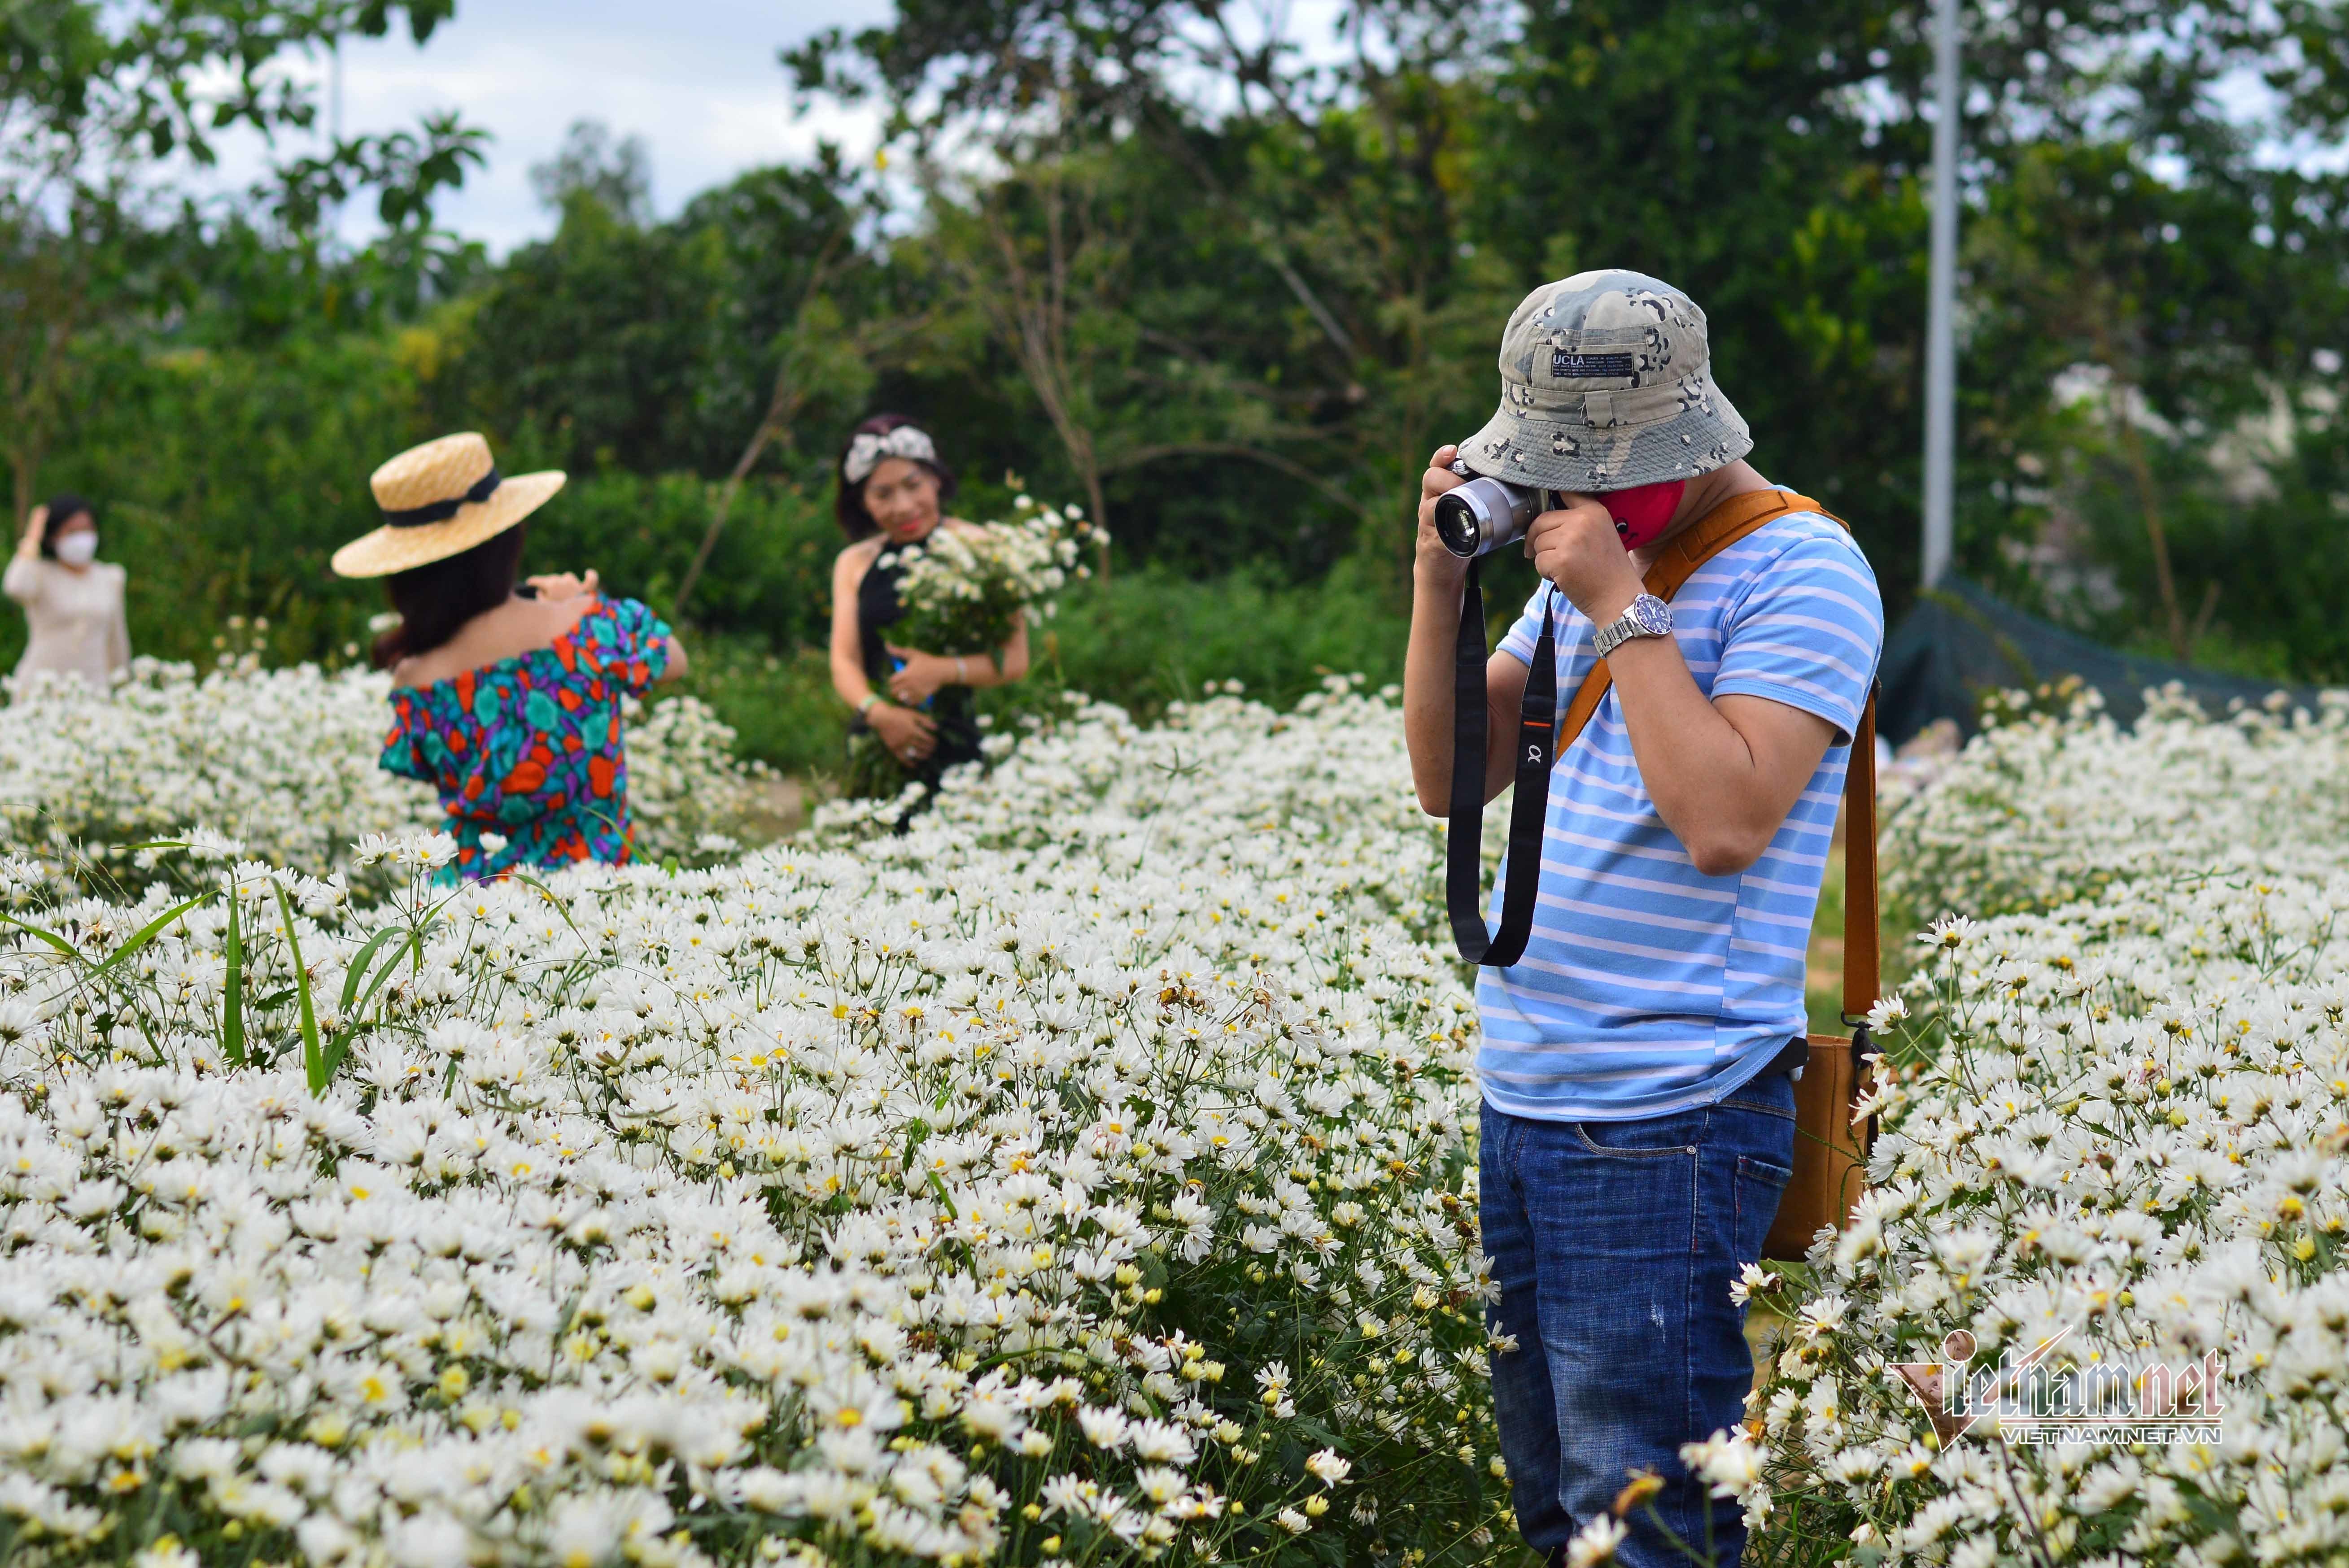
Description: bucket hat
xmin=1457 ymin=269 xmax=1751 ymax=492
xmin=330 ymin=433 xmax=565 ymax=579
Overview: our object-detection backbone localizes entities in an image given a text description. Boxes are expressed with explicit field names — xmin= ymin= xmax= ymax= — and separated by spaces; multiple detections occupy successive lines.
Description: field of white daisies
xmin=0 ymin=655 xmax=2345 ymax=1568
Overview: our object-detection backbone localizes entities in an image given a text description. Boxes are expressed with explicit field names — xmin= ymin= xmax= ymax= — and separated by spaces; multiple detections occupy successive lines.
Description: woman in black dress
xmin=826 ymin=415 xmax=1030 ymax=792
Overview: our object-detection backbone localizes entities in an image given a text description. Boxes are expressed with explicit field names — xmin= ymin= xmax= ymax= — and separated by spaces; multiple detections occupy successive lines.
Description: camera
xmin=1433 ymin=459 xmax=1545 ymax=558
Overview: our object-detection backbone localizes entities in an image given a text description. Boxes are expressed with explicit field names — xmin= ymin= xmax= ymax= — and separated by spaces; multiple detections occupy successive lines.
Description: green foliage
xmin=17 ymin=0 xmax=2349 ymax=741
xmin=2 ymin=0 xmax=458 ymax=167
xmin=436 ymin=152 xmax=885 ymax=479
xmin=787 ymin=0 xmax=2349 ymax=675
xmin=666 ymin=636 xmax=847 ymax=778
xmin=1013 ymin=559 xmax=1412 ymax=718
xmin=530 ymin=470 xmax=840 ymax=647
xmin=3 ymin=306 xmax=846 ymax=676
xmin=25 ymin=325 xmax=432 ymax=669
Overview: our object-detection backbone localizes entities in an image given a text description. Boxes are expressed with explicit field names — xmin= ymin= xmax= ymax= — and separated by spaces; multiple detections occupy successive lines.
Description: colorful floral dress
xmin=379 ymin=596 xmax=672 ymax=883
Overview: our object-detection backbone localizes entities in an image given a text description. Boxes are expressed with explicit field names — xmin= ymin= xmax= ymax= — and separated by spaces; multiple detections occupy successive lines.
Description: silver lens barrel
xmin=1433 ymin=475 xmax=1543 ymax=558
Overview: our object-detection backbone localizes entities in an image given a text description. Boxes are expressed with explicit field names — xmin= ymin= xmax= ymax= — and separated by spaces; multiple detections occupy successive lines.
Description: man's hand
xmin=1525 ymin=497 xmax=1642 ymax=624
xmin=1403 ymin=443 xmax=1535 ymax=815
xmin=1413 ymin=445 xmax=1471 ymax=591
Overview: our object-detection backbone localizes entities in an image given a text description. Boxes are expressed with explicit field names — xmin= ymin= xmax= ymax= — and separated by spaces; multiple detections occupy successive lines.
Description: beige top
xmin=5 ymin=556 xmax=130 ymax=689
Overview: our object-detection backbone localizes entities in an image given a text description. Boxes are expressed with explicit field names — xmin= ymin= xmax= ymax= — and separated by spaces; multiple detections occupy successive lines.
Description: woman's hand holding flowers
xmin=883 ymin=644 xmax=958 ymax=706
xmin=869 ymin=698 xmax=937 ymax=762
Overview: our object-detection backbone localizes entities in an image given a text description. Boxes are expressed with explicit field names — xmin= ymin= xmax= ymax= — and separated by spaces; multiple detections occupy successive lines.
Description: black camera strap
xmin=1441 ymin=484 xmax=1833 ymax=971
xmin=1447 ymin=553 xmax=1559 ymax=967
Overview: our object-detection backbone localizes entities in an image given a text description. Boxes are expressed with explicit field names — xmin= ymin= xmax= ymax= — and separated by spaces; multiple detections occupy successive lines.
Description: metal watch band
xmin=1593 ymin=594 xmax=1672 ymax=658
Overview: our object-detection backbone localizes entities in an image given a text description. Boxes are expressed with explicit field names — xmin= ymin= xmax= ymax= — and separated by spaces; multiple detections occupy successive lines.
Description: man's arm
xmin=1403 ymin=445 xmax=1533 ymax=816
xmin=1525 ymin=497 xmax=1838 ymax=878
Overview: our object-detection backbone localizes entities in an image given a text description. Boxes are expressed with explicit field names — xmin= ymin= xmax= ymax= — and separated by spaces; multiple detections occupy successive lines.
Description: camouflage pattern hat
xmin=1457 ymin=269 xmax=1751 ymax=492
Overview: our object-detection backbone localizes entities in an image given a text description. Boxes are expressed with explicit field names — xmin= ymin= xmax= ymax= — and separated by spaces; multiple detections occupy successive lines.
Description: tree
xmin=796 ymin=1 xmax=1520 ymax=583
xmin=671 ymin=149 xmax=886 ymax=621
xmin=793 ymin=0 xmax=2349 ymax=649
xmin=530 ymin=119 xmax=654 ymax=228
xmin=0 ymin=0 xmax=472 ymax=521
xmin=932 ymin=147 xmax=1128 ymax=576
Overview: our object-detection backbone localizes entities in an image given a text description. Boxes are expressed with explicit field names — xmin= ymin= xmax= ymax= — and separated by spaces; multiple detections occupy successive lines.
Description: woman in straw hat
xmin=826 ymin=414 xmax=1029 ymax=795
xmin=334 ymin=432 xmax=688 ymax=884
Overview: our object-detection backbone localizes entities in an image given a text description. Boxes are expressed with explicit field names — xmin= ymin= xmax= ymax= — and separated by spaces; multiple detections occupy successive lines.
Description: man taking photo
xmin=1403 ymin=270 xmax=1885 ymax=1567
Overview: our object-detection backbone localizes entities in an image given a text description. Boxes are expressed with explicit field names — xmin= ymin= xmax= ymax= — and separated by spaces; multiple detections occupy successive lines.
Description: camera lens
xmin=1433 ymin=493 xmax=1484 ymax=558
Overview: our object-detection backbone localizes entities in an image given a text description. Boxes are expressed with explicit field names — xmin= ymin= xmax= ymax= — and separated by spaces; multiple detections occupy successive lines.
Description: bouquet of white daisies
xmin=883 ymin=496 xmax=1093 ymax=664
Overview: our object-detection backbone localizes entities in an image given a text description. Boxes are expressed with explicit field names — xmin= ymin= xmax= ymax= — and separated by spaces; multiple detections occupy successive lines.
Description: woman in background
xmin=332 ymin=432 xmax=687 ymax=883
xmin=7 ymin=495 xmax=130 ymax=689
xmin=826 ymin=415 xmax=1030 ymax=788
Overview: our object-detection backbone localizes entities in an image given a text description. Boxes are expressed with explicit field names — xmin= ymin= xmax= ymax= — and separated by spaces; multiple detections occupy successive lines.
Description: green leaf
xmin=272 ymin=882 xmax=327 ymax=1096
xmin=338 ymin=925 xmax=410 ymax=1017
xmin=352 ymin=931 xmax=419 ymax=1022
xmin=222 ymin=888 xmax=245 ymax=1068
xmin=901 ymin=1117 xmax=933 ymax=1160
xmin=316 ymin=1027 xmax=354 ymax=1089
xmin=926 ymin=1167 xmax=960 ymax=1221
xmin=0 ymin=911 xmax=78 ymax=961
xmin=316 ymin=922 xmax=418 ymax=1096
xmin=91 ymin=895 xmax=206 ymax=977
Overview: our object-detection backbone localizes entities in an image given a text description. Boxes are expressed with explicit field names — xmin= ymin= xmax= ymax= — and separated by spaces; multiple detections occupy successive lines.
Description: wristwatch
xmin=1592 ymin=593 xmax=1674 ymax=658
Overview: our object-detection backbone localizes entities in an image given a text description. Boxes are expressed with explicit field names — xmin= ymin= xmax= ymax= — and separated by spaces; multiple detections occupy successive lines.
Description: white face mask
xmin=52 ymin=531 xmax=98 ymax=567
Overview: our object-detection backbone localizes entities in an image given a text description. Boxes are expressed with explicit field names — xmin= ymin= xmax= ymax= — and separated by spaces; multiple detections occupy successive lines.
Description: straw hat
xmin=330 ymin=433 xmax=566 ymax=578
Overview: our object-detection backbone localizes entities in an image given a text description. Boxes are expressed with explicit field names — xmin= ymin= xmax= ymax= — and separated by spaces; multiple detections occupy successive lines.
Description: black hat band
xmin=382 ymin=468 xmax=501 ymax=528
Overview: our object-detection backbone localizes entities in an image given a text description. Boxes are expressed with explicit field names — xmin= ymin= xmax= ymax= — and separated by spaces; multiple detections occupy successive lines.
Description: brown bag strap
xmin=1842 ymin=684 xmax=1879 ymax=1020
xmin=1552 ymin=488 xmax=1819 ymax=746
xmin=1551 ymin=488 xmax=1880 ymax=1019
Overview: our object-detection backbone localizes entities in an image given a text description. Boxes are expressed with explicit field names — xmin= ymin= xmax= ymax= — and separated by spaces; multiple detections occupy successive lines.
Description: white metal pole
xmin=1922 ymin=0 xmax=1962 ymax=587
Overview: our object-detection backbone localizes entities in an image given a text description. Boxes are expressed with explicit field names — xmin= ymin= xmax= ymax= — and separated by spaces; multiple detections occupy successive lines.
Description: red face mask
xmin=1598 ymin=479 xmax=1687 ymax=551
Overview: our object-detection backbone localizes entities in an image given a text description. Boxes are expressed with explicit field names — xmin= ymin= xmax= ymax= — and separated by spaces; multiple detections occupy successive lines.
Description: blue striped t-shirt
xmin=1476 ymin=503 xmax=1884 ymax=1122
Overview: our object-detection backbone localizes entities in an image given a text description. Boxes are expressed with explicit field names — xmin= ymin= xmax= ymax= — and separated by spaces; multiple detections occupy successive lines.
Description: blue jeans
xmin=1480 ymin=1071 xmax=1795 ymax=1567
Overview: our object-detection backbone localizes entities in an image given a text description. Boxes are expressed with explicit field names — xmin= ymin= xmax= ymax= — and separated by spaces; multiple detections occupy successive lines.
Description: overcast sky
xmin=221 ymin=0 xmax=898 ymax=254
xmin=200 ymin=0 xmax=1373 ymax=254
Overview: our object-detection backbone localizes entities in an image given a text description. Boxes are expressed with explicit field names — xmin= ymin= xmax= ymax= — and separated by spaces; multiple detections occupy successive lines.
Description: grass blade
xmin=509 ymin=873 xmax=586 ymax=940
xmin=0 ymin=911 xmax=79 ymax=961
xmin=271 ymin=882 xmax=326 ymax=1096
xmin=353 ymin=930 xmax=420 ymax=1022
xmin=222 ymin=886 xmax=245 ymax=1068
xmin=338 ymin=926 xmax=408 ymax=1018
xmin=91 ymin=895 xmax=206 ymax=978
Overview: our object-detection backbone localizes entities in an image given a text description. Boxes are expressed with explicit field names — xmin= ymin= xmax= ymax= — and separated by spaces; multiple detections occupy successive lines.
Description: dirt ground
xmin=739 ymin=775 xmax=814 ymax=842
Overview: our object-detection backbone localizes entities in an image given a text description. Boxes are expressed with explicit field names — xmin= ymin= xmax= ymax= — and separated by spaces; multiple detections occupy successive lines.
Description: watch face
xmin=1632 ymin=596 xmax=1672 ymax=636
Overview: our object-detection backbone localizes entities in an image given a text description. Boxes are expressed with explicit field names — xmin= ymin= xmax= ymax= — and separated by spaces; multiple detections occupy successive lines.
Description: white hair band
xmin=843 ymin=425 xmax=939 ymax=485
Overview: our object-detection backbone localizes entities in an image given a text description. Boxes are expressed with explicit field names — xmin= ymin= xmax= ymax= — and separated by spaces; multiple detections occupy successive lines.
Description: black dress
xmin=855 ymin=545 xmax=983 ymax=788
